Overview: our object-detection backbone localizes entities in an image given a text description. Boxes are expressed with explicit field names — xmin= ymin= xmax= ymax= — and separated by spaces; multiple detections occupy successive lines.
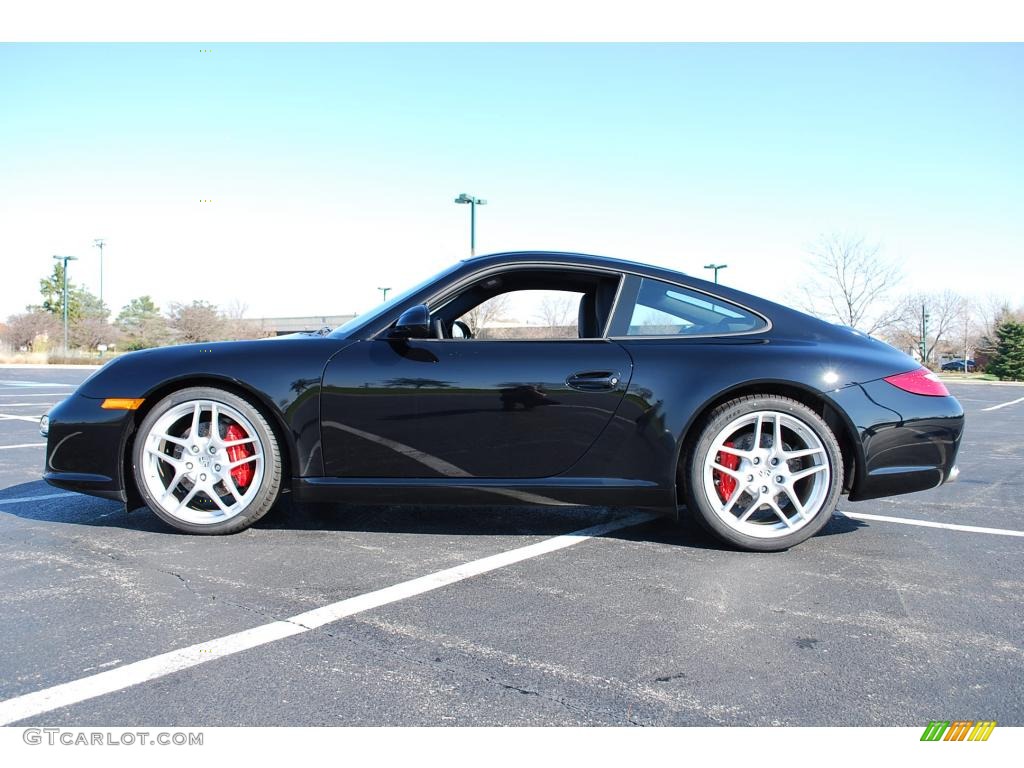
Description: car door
xmin=320 ymin=334 xmax=633 ymax=479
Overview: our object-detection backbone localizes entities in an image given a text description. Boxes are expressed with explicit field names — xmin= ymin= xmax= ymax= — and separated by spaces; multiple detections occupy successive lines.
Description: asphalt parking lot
xmin=0 ymin=366 xmax=1021 ymax=726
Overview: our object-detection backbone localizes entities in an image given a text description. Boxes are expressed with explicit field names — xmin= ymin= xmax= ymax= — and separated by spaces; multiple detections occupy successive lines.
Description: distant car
xmin=941 ymin=359 xmax=976 ymax=372
xmin=41 ymin=251 xmax=964 ymax=551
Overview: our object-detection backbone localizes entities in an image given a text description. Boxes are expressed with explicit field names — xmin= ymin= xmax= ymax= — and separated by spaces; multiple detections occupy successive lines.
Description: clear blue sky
xmin=1 ymin=43 xmax=1021 ymax=319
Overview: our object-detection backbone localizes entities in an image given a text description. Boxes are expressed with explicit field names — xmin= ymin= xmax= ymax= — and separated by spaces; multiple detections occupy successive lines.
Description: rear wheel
xmin=132 ymin=387 xmax=282 ymax=534
xmin=683 ymin=395 xmax=842 ymax=551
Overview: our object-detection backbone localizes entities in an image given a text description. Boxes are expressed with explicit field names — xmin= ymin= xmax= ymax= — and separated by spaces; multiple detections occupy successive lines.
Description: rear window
xmin=624 ymin=278 xmax=766 ymax=336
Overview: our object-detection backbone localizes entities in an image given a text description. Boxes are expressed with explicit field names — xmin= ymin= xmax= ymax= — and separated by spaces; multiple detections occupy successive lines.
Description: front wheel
xmin=683 ymin=395 xmax=843 ymax=551
xmin=132 ymin=387 xmax=283 ymax=534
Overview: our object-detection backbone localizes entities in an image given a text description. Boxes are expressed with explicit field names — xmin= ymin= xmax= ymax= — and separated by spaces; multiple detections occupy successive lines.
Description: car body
xmin=41 ymin=251 xmax=964 ymax=550
xmin=941 ymin=359 xmax=976 ymax=372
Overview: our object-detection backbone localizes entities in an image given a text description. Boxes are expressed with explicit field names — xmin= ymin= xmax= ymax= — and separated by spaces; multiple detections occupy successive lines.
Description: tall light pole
xmin=704 ymin=263 xmax=727 ymax=283
xmin=378 ymin=287 xmax=391 ymax=303
xmin=920 ymin=303 xmax=930 ymax=364
xmin=93 ymin=238 xmax=106 ymax=310
xmin=454 ymin=193 xmax=487 ymax=256
xmin=53 ymin=255 xmax=78 ymax=355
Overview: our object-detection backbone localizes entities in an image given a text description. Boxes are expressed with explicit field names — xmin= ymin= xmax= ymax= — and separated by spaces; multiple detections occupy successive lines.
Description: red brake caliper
xmin=224 ymin=424 xmax=253 ymax=489
xmin=714 ymin=441 xmax=739 ymax=503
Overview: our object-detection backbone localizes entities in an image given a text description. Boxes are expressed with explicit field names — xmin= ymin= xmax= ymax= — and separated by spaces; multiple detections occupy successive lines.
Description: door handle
xmin=566 ymin=371 xmax=621 ymax=392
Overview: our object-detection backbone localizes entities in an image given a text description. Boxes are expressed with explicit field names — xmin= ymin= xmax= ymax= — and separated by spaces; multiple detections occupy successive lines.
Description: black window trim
xmin=372 ymin=261 xmax=628 ymax=342
xmin=607 ymin=274 xmax=772 ymax=340
xmin=366 ymin=259 xmax=771 ymax=342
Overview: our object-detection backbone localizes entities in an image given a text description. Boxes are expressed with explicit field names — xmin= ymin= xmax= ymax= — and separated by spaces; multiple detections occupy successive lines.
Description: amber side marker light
xmin=100 ymin=398 xmax=145 ymax=410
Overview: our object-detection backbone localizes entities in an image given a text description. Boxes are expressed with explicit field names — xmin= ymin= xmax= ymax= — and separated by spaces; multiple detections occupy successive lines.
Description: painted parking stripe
xmin=0 ymin=443 xmax=45 ymax=450
xmin=0 ymin=403 xmax=58 ymax=408
xmin=0 ymin=510 xmax=656 ymax=725
xmin=837 ymin=510 xmax=1024 ymax=537
xmin=0 ymin=492 xmax=76 ymax=505
xmin=0 ymin=380 xmax=74 ymax=388
xmin=0 ymin=414 xmax=42 ymax=423
xmin=981 ymin=396 xmax=1024 ymax=412
xmin=0 ymin=393 xmax=66 ymax=398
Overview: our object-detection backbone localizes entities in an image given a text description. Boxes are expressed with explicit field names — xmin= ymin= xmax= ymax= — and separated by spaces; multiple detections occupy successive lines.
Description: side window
xmin=624 ymin=278 xmax=766 ymax=336
xmin=458 ymin=289 xmax=583 ymax=340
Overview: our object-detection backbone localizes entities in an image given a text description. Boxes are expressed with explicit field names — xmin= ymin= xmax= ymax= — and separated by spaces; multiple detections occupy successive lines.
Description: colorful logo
xmin=920 ymin=721 xmax=997 ymax=741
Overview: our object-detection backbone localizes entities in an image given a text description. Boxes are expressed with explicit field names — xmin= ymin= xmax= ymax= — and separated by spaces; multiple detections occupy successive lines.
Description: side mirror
xmin=391 ymin=304 xmax=431 ymax=339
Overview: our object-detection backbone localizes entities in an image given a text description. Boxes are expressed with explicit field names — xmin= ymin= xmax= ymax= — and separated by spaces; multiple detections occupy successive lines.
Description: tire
xmin=132 ymin=387 xmax=283 ymax=534
xmin=682 ymin=395 xmax=843 ymax=552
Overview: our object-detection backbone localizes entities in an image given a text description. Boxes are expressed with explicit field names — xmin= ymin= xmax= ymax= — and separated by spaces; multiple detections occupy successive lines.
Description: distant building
xmin=239 ymin=314 xmax=357 ymax=337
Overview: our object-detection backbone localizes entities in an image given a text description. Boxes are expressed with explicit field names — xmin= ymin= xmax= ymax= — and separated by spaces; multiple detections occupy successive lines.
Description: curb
xmin=937 ymin=377 xmax=1024 ymax=387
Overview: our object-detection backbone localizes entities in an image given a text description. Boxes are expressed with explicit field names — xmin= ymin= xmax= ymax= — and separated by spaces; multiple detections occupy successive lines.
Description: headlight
xmin=39 ymin=414 xmax=49 ymax=437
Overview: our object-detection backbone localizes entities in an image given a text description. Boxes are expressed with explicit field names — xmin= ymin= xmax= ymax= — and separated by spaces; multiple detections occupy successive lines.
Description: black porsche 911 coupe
xmin=41 ymin=251 xmax=963 ymax=551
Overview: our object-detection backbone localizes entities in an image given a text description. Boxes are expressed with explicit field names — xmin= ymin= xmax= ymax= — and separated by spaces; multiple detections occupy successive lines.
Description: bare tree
xmin=535 ymin=292 xmax=576 ymax=330
xmin=168 ymin=301 xmax=227 ymax=343
xmin=973 ymin=296 xmax=1024 ymax=364
xmin=795 ymin=233 xmax=902 ymax=334
xmin=884 ymin=290 xmax=968 ymax=363
xmin=71 ymin=317 xmax=121 ymax=351
xmin=1 ymin=310 xmax=59 ymax=351
xmin=221 ymin=299 xmax=263 ymax=340
xmin=222 ymin=299 xmax=248 ymax=321
xmin=976 ymin=294 xmax=1018 ymax=343
xmin=462 ymin=293 xmax=511 ymax=339
xmin=923 ymin=291 xmax=968 ymax=362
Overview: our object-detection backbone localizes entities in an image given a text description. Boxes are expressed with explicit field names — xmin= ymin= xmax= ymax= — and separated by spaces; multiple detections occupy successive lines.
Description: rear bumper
xmin=42 ymin=394 xmax=132 ymax=503
xmin=830 ymin=380 xmax=964 ymax=502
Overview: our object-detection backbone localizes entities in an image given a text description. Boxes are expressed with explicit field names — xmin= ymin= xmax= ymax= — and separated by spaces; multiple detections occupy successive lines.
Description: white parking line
xmin=0 ymin=443 xmax=46 ymax=450
xmin=837 ymin=510 xmax=1024 ymax=537
xmin=0 ymin=364 xmax=99 ymax=371
xmin=0 ymin=403 xmax=57 ymax=408
xmin=0 ymin=492 xmax=76 ymax=504
xmin=0 ymin=393 xmax=66 ymax=398
xmin=0 ymin=414 xmax=42 ymax=423
xmin=981 ymin=396 xmax=1024 ymax=412
xmin=0 ymin=380 xmax=75 ymax=388
xmin=0 ymin=510 xmax=656 ymax=725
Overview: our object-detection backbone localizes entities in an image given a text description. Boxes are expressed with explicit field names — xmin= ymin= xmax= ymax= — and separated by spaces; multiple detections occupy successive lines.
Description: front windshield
xmin=328 ymin=261 xmax=462 ymax=339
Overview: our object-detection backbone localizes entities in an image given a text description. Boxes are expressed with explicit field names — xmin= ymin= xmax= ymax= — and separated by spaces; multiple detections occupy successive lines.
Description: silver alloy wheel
xmin=701 ymin=410 xmax=830 ymax=538
xmin=140 ymin=399 xmax=265 ymax=525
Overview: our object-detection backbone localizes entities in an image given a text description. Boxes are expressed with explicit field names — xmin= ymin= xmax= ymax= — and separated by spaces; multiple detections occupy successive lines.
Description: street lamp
xmin=378 ymin=287 xmax=391 ymax=303
xmin=454 ymin=193 xmax=487 ymax=256
xmin=93 ymin=238 xmax=106 ymax=310
xmin=920 ymin=303 xmax=931 ymax=364
xmin=704 ymin=263 xmax=727 ymax=284
xmin=53 ymin=255 xmax=78 ymax=355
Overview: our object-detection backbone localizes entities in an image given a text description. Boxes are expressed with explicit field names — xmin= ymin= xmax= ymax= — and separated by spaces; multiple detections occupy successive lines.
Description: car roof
xmin=463 ymin=250 xmax=766 ymax=311
xmin=463 ymin=250 xmax=687 ymax=275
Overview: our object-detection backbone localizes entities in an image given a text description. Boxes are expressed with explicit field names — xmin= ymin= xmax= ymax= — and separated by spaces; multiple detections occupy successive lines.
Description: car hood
xmin=75 ymin=336 xmax=352 ymax=401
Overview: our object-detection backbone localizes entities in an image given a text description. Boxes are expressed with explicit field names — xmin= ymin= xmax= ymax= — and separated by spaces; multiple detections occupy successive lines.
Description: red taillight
xmin=883 ymin=368 xmax=950 ymax=397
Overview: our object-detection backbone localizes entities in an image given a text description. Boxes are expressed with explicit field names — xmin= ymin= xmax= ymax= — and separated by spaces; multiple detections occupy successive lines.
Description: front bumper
xmin=43 ymin=394 xmax=133 ymax=503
